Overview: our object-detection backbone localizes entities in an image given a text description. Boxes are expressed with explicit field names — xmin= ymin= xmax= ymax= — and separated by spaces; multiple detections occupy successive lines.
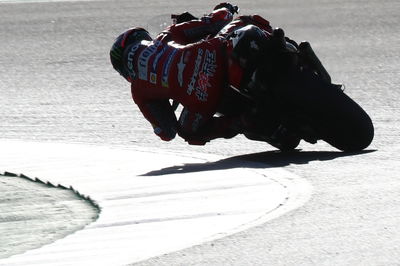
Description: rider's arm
xmin=162 ymin=6 xmax=236 ymax=44
xmin=131 ymin=86 xmax=178 ymax=141
xmin=218 ymin=15 xmax=273 ymax=37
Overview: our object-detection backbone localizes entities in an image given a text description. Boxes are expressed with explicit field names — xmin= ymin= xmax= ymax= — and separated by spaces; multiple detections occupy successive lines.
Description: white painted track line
xmin=0 ymin=140 xmax=311 ymax=265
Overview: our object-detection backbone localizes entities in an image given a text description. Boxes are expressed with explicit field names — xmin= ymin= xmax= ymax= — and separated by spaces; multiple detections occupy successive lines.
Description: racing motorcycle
xmin=218 ymin=28 xmax=374 ymax=152
xmin=149 ymin=14 xmax=374 ymax=152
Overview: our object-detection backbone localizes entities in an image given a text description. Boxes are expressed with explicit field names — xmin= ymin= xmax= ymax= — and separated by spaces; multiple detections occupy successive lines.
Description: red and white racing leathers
xmin=129 ymin=7 xmax=272 ymax=144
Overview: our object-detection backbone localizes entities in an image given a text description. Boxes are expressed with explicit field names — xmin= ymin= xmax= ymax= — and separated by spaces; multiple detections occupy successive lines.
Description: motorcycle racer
xmin=110 ymin=3 xmax=276 ymax=145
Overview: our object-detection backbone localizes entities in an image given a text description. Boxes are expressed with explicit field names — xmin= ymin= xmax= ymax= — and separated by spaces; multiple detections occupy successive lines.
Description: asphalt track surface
xmin=0 ymin=0 xmax=399 ymax=265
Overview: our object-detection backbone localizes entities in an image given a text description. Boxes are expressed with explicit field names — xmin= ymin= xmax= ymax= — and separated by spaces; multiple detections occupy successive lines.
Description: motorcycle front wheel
xmin=272 ymin=68 xmax=374 ymax=152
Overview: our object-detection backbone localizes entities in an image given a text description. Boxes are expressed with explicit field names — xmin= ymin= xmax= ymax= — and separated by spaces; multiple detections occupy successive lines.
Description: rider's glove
xmin=214 ymin=2 xmax=239 ymax=15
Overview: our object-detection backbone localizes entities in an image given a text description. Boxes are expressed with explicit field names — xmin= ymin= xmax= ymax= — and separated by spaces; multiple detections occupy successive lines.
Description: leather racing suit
xmin=128 ymin=7 xmax=273 ymax=145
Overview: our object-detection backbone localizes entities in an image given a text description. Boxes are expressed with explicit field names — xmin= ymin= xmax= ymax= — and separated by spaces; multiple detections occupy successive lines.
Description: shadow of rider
xmin=140 ymin=149 xmax=376 ymax=176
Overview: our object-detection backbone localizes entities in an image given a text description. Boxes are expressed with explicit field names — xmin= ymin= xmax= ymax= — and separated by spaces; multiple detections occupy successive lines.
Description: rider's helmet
xmin=110 ymin=27 xmax=152 ymax=82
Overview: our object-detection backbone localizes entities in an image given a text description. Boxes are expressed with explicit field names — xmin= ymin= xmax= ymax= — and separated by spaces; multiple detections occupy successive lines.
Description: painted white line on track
xmin=0 ymin=140 xmax=311 ymax=266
